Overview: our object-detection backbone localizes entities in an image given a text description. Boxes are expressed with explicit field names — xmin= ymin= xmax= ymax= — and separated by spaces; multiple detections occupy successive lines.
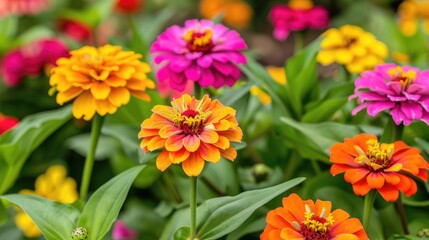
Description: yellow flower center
xmin=184 ymin=29 xmax=214 ymax=53
xmin=288 ymin=0 xmax=314 ymax=10
xmin=354 ymin=139 xmax=394 ymax=171
xmin=292 ymin=205 xmax=334 ymax=240
xmin=173 ymin=109 xmax=210 ymax=135
xmin=387 ymin=66 xmax=416 ymax=90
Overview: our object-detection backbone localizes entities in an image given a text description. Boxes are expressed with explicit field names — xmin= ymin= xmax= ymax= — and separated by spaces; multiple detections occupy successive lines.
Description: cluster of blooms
xmin=199 ymin=0 xmax=253 ymax=29
xmin=317 ymin=25 xmax=388 ymax=74
xmin=397 ymin=0 xmax=429 ymax=36
xmin=268 ymin=0 xmax=329 ymax=41
xmin=0 ymin=0 xmax=50 ymax=18
xmin=15 ymin=165 xmax=78 ymax=238
xmin=1 ymin=38 xmax=69 ymax=87
xmin=0 ymin=114 xmax=19 ymax=135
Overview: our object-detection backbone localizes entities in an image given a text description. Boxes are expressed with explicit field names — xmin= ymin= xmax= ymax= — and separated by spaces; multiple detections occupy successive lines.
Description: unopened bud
xmin=253 ymin=163 xmax=269 ymax=182
xmin=71 ymin=227 xmax=88 ymax=240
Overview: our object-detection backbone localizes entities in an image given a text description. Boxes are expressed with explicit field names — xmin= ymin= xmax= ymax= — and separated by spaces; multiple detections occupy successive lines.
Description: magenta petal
xmin=169 ymin=58 xmax=192 ymax=73
xmin=401 ymin=101 xmax=422 ymax=120
xmin=366 ymin=102 xmax=396 ymax=116
xmin=169 ymin=71 xmax=187 ymax=91
xmin=197 ymin=56 xmax=213 ymax=68
xmin=403 ymin=92 xmax=421 ymax=101
xmin=156 ymin=65 xmax=170 ymax=82
xmin=184 ymin=63 xmax=201 ymax=81
xmin=112 ymin=220 xmax=138 ymax=240
xmin=213 ymin=61 xmax=232 ymax=75
xmin=420 ymin=97 xmax=429 ymax=111
xmin=199 ymin=68 xmax=215 ymax=87
xmin=351 ymin=103 xmax=370 ymax=115
xmin=391 ymin=107 xmax=406 ymax=125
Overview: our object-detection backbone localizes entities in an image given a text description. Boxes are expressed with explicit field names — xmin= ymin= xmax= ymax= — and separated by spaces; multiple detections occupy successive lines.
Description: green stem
xmin=194 ymin=83 xmax=204 ymax=99
xmin=396 ymin=194 xmax=410 ymax=234
xmin=284 ymin=151 xmax=299 ymax=180
xmin=310 ymin=159 xmax=321 ymax=175
xmin=79 ymin=114 xmax=104 ymax=201
xmin=294 ymin=31 xmax=304 ymax=53
xmin=190 ymin=176 xmax=197 ymax=240
xmin=363 ymin=190 xmax=377 ymax=231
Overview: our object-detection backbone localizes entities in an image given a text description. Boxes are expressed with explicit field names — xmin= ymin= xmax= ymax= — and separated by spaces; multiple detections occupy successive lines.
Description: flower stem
xmin=194 ymin=83 xmax=204 ymax=99
xmin=396 ymin=194 xmax=410 ymax=234
xmin=79 ymin=114 xmax=104 ymax=201
xmin=190 ymin=176 xmax=197 ymax=240
xmin=294 ymin=31 xmax=304 ymax=53
xmin=363 ymin=190 xmax=377 ymax=231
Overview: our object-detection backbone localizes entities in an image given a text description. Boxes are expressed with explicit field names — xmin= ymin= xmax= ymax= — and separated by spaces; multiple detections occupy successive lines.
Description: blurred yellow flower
xmin=199 ymin=0 xmax=253 ymax=29
xmin=392 ymin=51 xmax=411 ymax=63
xmin=250 ymin=66 xmax=287 ymax=106
xmin=398 ymin=0 xmax=429 ymax=36
xmin=50 ymin=45 xmax=155 ymax=121
xmin=15 ymin=165 xmax=78 ymax=238
xmin=288 ymin=0 xmax=313 ymax=10
xmin=317 ymin=25 xmax=388 ymax=74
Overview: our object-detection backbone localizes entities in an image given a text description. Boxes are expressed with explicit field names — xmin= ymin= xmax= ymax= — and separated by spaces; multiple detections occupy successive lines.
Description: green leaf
xmin=0 ymin=106 xmax=72 ymax=194
xmin=77 ymin=165 xmax=145 ymax=240
xmin=174 ymin=227 xmax=191 ymax=240
xmin=87 ymin=0 xmax=115 ymax=27
xmin=0 ymin=16 xmax=17 ymax=38
xmin=66 ymin=134 xmax=118 ymax=160
xmin=197 ymin=177 xmax=305 ymax=239
xmin=302 ymin=98 xmax=348 ymax=123
xmin=1 ymin=194 xmax=80 ymax=240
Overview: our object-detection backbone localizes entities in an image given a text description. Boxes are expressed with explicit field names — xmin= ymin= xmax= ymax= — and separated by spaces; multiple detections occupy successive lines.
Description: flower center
xmin=388 ymin=66 xmax=416 ymax=90
xmin=173 ymin=109 xmax=208 ymax=135
xmin=354 ymin=139 xmax=394 ymax=171
xmin=184 ymin=29 xmax=214 ymax=53
xmin=292 ymin=205 xmax=334 ymax=240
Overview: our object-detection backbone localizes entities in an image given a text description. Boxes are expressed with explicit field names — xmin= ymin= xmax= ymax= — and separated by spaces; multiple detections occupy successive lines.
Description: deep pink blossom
xmin=350 ymin=63 xmax=429 ymax=125
xmin=0 ymin=115 xmax=19 ymax=135
xmin=58 ymin=19 xmax=92 ymax=43
xmin=268 ymin=4 xmax=329 ymax=40
xmin=1 ymin=39 xmax=69 ymax=87
xmin=112 ymin=220 xmax=138 ymax=240
xmin=0 ymin=0 xmax=50 ymax=18
xmin=150 ymin=19 xmax=247 ymax=91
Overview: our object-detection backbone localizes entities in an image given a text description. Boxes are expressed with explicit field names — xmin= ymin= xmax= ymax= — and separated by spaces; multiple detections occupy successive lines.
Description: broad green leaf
xmin=302 ymin=98 xmax=348 ymax=123
xmin=77 ymin=165 xmax=145 ymax=240
xmin=225 ymin=210 xmax=267 ymax=240
xmin=1 ymin=194 xmax=80 ymax=240
xmin=197 ymin=177 xmax=305 ymax=239
xmin=174 ymin=227 xmax=191 ymax=240
xmin=0 ymin=106 xmax=72 ymax=194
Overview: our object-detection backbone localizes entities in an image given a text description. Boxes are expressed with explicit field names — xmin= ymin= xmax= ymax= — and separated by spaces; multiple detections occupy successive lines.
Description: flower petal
xmin=182 ymin=152 xmax=205 ymax=176
xmin=156 ymin=150 xmax=171 ymax=171
xmin=183 ymin=135 xmax=201 ymax=152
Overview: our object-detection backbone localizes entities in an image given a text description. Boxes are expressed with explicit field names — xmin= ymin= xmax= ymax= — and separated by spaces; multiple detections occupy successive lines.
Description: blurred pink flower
xmin=0 ymin=115 xmax=19 ymax=135
xmin=350 ymin=63 xmax=429 ymax=125
xmin=0 ymin=0 xmax=50 ymax=18
xmin=112 ymin=220 xmax=138 ymax=240
xmin=150 ymin=19 xmax=247 ymax=91
xmin=1 ymin=38 xmax=69 ymax=87
xmin=58 ymin=19 xmax=92 ymax=43
xmin=268 ymin=3 xmax=329 ymax=40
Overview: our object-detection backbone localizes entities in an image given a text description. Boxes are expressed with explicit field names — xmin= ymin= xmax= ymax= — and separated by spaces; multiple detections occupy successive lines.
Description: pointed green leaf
xmin=1 ymin=194 xmax=80 ymax=240
xmin=302 ymin=98 xmax=348 ymax=123
xmin=77 ymin=165 xmax=145 ymax=240
xmin=0 ymin=106 xmax=72 ymax=194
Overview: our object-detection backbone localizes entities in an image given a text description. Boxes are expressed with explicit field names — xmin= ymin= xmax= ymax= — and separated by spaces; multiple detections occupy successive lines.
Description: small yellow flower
xmin=317 ymin=25 xmax=388 ymax=74
xmin=50 ymin=44 xmax=155 ymax=120
xmin=250 ymin=67 xmax=287 ymax=106
xmin=250 ymin=86 xmax=272 ymax=106
xmin=15 ymin=165 xmax=78 ymax=238
xmin=392 ymin=51 xmax=411 ymax=63
xmin=398 ymin=0 xmax=429 ymax=36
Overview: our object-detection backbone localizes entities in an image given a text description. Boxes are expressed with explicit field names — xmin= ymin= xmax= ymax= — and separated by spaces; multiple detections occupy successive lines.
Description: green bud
xmin=71 ymin=227 xmax=88 ymax=240
xmin=253 ymin=163 xmax=270 ymax=183
xmin=417 ymin=228 xmax=429 ymax=238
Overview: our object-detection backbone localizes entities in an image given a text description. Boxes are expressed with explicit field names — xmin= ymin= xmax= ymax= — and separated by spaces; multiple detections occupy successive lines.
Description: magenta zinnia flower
xmin=269 ymin=2 xmax=329 ymax=41
xmin=0 ymin=0 xmax=50 ymax=18
xmin=350 ymin=63 xmax=429 ymax=125
xmin=112 ymin=220 xmax=138 ymax=240
xmin=150 ymin=19 xmax=247 ymax=91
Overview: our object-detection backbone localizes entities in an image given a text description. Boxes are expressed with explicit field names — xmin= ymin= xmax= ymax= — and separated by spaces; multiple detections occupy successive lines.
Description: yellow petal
xmin=72 ymin=91 xmax=96 ymax=120
xmin=91 ymin=82 xmax=111 ymax=100
xmin=107 ymin=88 xmax=130 ymax=107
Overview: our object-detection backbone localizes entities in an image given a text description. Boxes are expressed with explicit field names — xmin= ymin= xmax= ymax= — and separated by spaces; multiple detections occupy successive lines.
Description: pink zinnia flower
xmin=1 ymin=38 xmax=68 ymax=87
xmin=0 ymin=115 xmax=19 ymax=135
xmin=268 ymin=3 xmax=329 ymax=41
xmin=58 ymin=18 xmax=92 ymax=43
xmin=112 ymin=220 xmax=138 ymax=240
xmin=350 ymin=63 xmax=429 ymax=126
xmin=0 ymin=0 xmax=50 ymax=18
xmin=150 ymin=19 xmax=247 ymax=91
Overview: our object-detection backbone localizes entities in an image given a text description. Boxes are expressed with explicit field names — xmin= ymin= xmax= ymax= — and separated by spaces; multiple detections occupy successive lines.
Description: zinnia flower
xmin=317 ymin=25 xmax=388 ymax=74
xmin=112 ymin=220 xmax=138 ymax=240
xmin=268 ymin=0 xmax=329 ymax=41
xmin=0 ymin=114 xmax=19 ymax=135
xmin=1 ymin=38 xmax=69 ymax=86
xmin=139 ymin=94 xmax=242 ymax=176
xmin=0 ymin=0 xmax=50 ymax=18
xmin=150 ymin=19 xmax=247 ymax=91
xmin=350 ymin=63 xmax=429 ymax=125
xmin=260 ymin=193 xmax=369 ymax=240
xmin=58 ymin=18 xmax=92 ymax=43
xmin=49 ymin=44 xmax=155 ymax=121
xmin=199 ymin=0 xmax=253 ymax=29
xmin=397 ymin=0 xmax=429 ymax=36
xmin=15 ymin=165 xmax=78 ymax=238
xmin=330 ymin=133 xmax=429 ymax=202
xmin=115 ymin=0 xmax=142 ymax=14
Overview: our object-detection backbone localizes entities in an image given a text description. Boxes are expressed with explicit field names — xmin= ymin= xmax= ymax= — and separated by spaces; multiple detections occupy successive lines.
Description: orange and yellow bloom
xmin=330 ymin=133 xmax=429 ymax=202
xmin=49 ymin=44 xmax=155 ymax=120
xmin=261 ymin=193 xmax=368 ymax=240
xmin=397 ymin=0 xmax=429 ymax=36
xmin=199 ymin=0 xmax=253 ymax=29
xmin=317 ymin=25 xmax=388 ymax=74
xmin=15 ymin=165 xmax=78 ymax=238
xmin=139 ymin=94 xmax=242 ymax=176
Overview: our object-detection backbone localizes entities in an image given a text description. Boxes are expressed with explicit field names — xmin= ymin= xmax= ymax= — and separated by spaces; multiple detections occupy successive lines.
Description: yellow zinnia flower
xmin=317 ymin=25 xmax=388 ymax=74
xmin=15 ymin=165 xmax=78 ymax=238
xmin=250 ymin=66 xmax=287 ymax=106
xmin=50 ymin=44 xmax=155 ymax=120
xmin=398 ymin=0 xmax=429 ymax=36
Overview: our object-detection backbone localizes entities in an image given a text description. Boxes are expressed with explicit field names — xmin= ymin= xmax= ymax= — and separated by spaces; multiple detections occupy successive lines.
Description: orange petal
xmin=330 ymin=218 xmax=365 ymax=236
xmin=138 ymin=128 xmax=159 ymax=138
xmin=159 ymin=126 xmax=182 ymax=138
xmin=314 ymin=199 xmax=332 ymax=217
xmin=165 ymin=135 xmax=185 ymax=151
xmin=94 ymin=99 xmax=117 ymax=116
xmin=91 ymin=82 xmax=111 ymax=100
xmin=220 ymin=146 xmax=237 ymax=161
xmin=330 ymin=164 xmax=352 ymax=176
xmin=351 ymin=179 xmax=372 ymax=196
xmin=156 ymin=150 xmax=171 ymax=171
xmin=378 ymin=184 xmax=399 ymax=202
xmin=330 ymin=209 xmax=350 ymax=224
xmin=213 ymin=135 xmax=230 ymax=150
xmin=114 ymin=65 xmax=136 ymax=79
xmin=219 ymin=129 xmax=242 ymax=142
xmin=72 ymin=91 xmax=96 ymax=120
xmin=198 ymin=143 xmax=221 ymax=163
xmin=103 ymin=75 xmax=127 ymax=87
xmin=107 ymin=87 xmax=130 ymax=107
xmin=169 ymin=147 xmax=190 ymax=164
xmin=366 ymin=172 xmax=385 ymax=189
xmin=182 ymin=152 xmax=205 ymax=176
xmin=147 ymin=136 xmax=166 ymax=151
xmin=129 ymin=90 xmax=151 ymax=102
xmin=261 ymin=228 xmax=283 ymax=240
xmin=183 ymin=135 xmax=201 ymax=152
xmin=331 ymin=234 xmax=359 ymax=240
xmin=381 ymin=172 xmax=400 ymax=185
xmin=344 ymin=168 xmax=369 ymax=184
xmin=151 ymin=105 xmax=176 ymax=120
xmin=213 ymin=119 xmax=231 ymax=131
xmin=384 ymin=163 xmax=403 ymax=172
xmin=56 ymin=87 xmax=84 ymax=105
xmin=198 ymin=130 xmax=219 ymax=144
xmin=280 ymin=228 xmax=305 ymax=240
xmin=282 ymin=194 xmax=306 ymax=223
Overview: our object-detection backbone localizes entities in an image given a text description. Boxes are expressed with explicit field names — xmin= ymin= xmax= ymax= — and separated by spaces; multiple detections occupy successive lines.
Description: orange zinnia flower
xmin=330 ymin=133 xmax=429 ymax=202
xmin=138 ymin=94 xmax=242 ymax=176
xmin=50 ymin=45 xmax=155 ymax=120
xmin=261 ymin=193 xmax=368 ymax=240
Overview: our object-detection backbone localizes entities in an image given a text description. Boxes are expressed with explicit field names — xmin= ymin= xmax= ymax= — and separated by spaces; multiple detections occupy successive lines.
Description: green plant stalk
xmin=294 ymin=31 xmax=304 ymax=53
xmin=190 ymin=176 xmax=197 ymax=240
xmin=396 ymin=195 xmax=410 ymax=234
xmin=363 ymin=190 xmax=377 ymax=231
xmin=79 ymin=114 xmax=104 ymax=201
xmin=194 ymin=83 xmax=204 ymax=99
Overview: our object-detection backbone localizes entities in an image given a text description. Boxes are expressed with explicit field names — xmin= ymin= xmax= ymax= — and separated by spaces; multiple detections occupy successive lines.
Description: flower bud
xmin=418 ymin=228 xmax=429 ymax=237
xmin=71 ymin=227 xmax=88 ymax=240
xmin=253 ymin=163 xmax=270 ymax=183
